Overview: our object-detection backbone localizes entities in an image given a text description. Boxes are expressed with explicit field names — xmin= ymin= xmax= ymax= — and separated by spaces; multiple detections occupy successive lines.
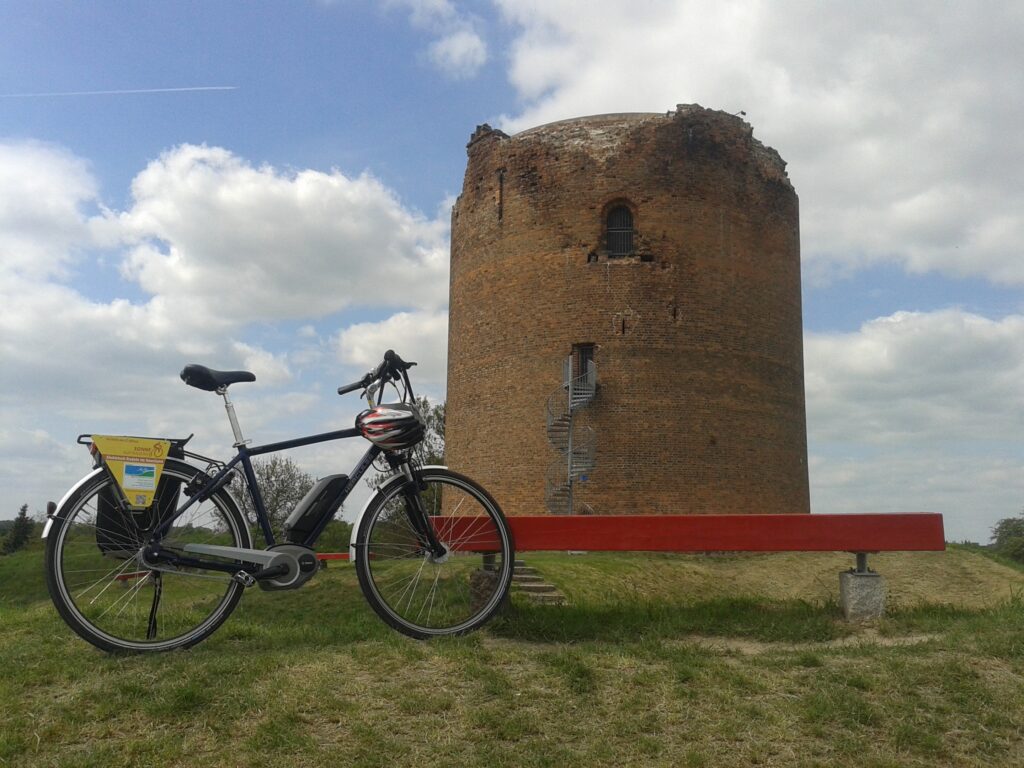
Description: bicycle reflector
xmin=355 ymin=403 xmax=426 ymax=451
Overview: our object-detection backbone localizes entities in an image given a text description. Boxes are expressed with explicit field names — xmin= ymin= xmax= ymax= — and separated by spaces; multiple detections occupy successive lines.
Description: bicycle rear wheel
xmin=355 ymin=468 xmax=514 ymax=638
xmin=45 ymin=459 xmax=251 ymax=653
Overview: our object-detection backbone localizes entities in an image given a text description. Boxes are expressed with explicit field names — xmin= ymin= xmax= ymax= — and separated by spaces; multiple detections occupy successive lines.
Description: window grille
xmin=606 ymin=205 xmax=634 ymax=257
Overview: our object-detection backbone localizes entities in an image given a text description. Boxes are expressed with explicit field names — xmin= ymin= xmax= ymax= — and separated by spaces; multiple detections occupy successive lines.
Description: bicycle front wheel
xmin=45 ymin=459 xmax=251 ymax=653
xmin=355 ymin=468 xmax=514 ymax=638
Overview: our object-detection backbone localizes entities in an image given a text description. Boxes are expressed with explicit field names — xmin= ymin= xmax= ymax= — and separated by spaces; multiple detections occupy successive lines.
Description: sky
xmin=1 ymin=1 xmax=1022 ymax=543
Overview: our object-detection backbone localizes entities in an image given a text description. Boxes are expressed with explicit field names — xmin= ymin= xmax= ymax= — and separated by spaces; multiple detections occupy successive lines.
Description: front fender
xmin=348 ymin=464 xmax=448 ymax=561
xmin=41 ymin=467 xmax=106 ymax=538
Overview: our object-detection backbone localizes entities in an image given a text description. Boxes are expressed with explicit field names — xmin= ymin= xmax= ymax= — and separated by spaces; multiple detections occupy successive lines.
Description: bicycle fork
xmin=397 ymin=462 xmax=446 ymax=559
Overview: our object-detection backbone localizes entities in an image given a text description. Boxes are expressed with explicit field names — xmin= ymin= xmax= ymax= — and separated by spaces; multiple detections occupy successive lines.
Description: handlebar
xmin=337 ymin=378 xmax=369 ymax=396
xmin=337 ymin=349 xmax=417 ymax=398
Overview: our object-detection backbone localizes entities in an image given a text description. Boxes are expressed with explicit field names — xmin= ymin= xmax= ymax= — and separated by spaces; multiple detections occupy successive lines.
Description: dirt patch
xmin=681 ymin=628 xmax=942 ymax=656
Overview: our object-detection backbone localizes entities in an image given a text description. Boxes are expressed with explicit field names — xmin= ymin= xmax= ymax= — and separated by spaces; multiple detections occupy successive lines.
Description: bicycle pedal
xmin=232 ymin=570 xmax=257 ymax=588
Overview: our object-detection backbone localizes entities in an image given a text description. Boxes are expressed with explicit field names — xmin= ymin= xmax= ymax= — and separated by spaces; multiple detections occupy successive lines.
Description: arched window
xmin=606 ymin=205 xmax=634 ymax=257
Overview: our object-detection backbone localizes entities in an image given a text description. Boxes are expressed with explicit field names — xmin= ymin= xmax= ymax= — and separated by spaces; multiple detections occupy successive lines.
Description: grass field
xmin=2 ymin=542 xmax=1023 ymax=767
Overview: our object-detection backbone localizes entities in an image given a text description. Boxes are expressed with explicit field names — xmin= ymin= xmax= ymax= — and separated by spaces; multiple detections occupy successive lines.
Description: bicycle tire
xmin=355 ymin=468 xmax=514 ymax=638
xmin=45 ymin=458 xmax=251 ymax=653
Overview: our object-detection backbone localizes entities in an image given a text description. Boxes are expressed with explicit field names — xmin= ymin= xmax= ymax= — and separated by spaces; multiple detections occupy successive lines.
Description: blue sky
xmin=1 ymin=1 xmax=513 ymax=211
xmin=2 ymin=1 xmax=1022 ymax=542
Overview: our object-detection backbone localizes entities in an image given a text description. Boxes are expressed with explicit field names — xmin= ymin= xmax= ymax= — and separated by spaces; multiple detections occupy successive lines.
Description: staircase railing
xmin=544 ymin=357 xmax=596 ymax=514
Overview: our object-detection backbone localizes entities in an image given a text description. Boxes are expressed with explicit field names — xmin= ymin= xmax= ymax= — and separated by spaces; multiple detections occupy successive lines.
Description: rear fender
xmin=41 ymin=467 xmax=106 ymax=538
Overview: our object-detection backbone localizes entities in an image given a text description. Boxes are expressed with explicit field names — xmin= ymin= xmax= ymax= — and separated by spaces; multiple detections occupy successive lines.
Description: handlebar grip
xmin=338 ymin=370 xmax=374 ymax=395
xmin=337 ymin=350 xmax=417 ymax=396
xmin=337 ymin=380 xmax=364 ymax=396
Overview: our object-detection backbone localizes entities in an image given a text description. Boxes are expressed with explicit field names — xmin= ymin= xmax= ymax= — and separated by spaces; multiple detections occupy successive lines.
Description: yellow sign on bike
xmin=91 ymin=435 xmax=171 ymax=509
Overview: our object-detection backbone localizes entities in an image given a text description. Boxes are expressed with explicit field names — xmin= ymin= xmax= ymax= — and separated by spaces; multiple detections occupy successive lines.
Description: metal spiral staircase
xmin=544 ymin=356 xmax=597 ymax=514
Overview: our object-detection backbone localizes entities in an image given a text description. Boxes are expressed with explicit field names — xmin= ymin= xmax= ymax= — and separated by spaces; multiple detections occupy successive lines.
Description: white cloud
xmin=115 ymin=144 xmax=449 ymax=325
xmin=0 ymin=427 xmax=82 ymax=516
xmin=0 ymin=141 xmax=98 ymax=280
xmin=806 ymin=310 xmax=1024 ymax=444
xmin=336 ymin=310 xmax=448 ymax=394
xmin=494 ymin=0 xmax=1024 ymax=286
xmin=805 ymin=309 xmax=1024 ymax=541
xmin=232 ymin=342 xmax=294 ymax=386
xmin=428 ymin=28 xmax=488 ymax=79
xmin=385 ymin=0 xmax=488 ymax=78
xmin=808 ymin=450 xmax=1024 ymax=544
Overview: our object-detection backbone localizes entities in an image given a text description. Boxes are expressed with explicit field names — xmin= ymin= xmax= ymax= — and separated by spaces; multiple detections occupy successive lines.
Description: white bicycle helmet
xmin=355 ymin=403 xmax=426 ymax=451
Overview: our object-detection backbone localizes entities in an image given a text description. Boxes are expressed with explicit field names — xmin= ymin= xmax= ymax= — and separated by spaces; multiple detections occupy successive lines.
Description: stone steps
xmin=527 ymin=593 xmax=566 ymax=605
xmin=513 ymin=574 xmax=544 ymax=583
xmin=515 ymin=582 xmax=560 ymax=594
xmin=510 ymin=559 xmax=567 ymax=606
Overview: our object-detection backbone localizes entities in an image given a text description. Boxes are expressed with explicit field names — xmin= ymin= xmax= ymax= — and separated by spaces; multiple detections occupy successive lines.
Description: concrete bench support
xmin=839 ymin=553 xmax=886 ymax=621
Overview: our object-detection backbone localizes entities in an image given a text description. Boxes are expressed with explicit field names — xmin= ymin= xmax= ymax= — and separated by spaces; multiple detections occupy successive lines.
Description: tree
xmin=235 ymin=456 xmax=315 ymax=537
xmin=314 ymin=519 xmax=354 ymax=553
xmin=991 ymin=511 xmax=1024 ymax=564
xmin=416 ymin=396 xmax=445 ymax=465
xmin=1002 ymin=537 xmax=1024 ymax=564
xmin=2 ymin=504 xmax=34 ymax=555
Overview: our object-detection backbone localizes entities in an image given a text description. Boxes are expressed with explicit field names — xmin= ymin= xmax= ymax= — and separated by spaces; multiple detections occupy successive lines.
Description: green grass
xmin=2 ymin=545 xmax=1024 ymax=767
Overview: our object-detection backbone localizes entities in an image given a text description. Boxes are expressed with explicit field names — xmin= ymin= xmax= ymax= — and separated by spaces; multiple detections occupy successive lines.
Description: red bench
xmin=315 ymin=512 xmax=944 ymax=561
xmin=505 ymin=513 xmax=945 ymax=553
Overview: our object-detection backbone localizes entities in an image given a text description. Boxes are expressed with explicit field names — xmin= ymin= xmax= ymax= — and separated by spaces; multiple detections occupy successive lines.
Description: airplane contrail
xmin=0 ymin=86 xmax=238 ymax=98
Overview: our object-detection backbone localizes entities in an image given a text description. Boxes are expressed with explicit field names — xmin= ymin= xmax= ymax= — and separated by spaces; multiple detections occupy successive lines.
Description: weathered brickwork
xmin=446 ymin=105 xmax=811 ymax=516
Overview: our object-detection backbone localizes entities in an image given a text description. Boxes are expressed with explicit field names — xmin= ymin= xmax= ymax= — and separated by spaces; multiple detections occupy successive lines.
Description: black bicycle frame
xmin=153 ymin=427 xmax=382 ymax=547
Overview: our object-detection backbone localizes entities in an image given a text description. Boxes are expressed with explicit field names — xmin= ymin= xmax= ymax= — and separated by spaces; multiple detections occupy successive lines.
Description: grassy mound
xmin=2 ymin=546 xmax=1022 ymax=767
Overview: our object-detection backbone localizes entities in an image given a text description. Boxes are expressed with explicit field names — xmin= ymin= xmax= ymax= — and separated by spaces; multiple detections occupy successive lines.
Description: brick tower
xmin=446 ymin=105 xmax=810 ymax=517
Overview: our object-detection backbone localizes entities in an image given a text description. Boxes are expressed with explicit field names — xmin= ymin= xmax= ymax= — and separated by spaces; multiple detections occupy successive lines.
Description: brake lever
xmin=364 ymin=381 xmax=380 ymax=407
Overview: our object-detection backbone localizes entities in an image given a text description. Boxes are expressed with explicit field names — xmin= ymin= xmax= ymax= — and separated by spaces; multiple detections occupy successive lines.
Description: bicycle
xmin=43 ymin=350 xmax=515 ymax=652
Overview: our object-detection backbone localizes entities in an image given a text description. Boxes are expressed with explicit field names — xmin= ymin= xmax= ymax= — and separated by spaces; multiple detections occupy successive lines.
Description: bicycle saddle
xmin=180 ymin=364 xmax=256 ymax=392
